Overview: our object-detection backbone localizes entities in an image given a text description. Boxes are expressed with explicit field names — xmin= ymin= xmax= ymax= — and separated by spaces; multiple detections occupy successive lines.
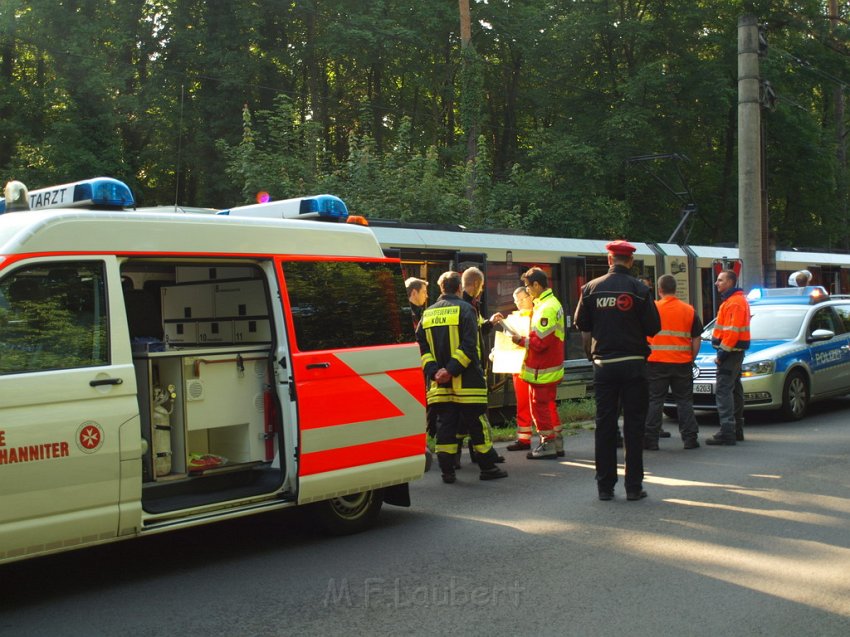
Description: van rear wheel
xmin=309 ymin=489 xmax=384 ymax=535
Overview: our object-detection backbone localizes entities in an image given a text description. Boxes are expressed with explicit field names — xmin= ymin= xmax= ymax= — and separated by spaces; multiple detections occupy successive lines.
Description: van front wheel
xmin=309 ymin=489 xmax=384 ymax=535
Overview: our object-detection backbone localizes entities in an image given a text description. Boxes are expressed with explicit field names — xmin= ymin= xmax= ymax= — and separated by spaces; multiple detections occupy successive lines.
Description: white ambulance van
xmin=0 ymin=180 xmax=426 ymax=564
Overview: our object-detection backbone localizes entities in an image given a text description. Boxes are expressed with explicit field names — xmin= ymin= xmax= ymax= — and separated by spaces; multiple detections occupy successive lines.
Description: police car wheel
xmin=780 ymin=370 xmax=809 ymax=421
xmin=309 ymin=489 xmax=384 ymax=535
xmin=662 ymin=407 xmax=678 ymax=420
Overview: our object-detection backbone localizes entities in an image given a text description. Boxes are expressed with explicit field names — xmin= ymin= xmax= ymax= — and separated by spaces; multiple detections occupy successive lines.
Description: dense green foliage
xmin=1 ymin=1 xmax=848 ymax=248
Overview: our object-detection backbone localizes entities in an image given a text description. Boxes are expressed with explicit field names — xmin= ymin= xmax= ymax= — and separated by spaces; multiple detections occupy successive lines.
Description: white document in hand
xmin=491 ymin=313 xmax=530 ymax=374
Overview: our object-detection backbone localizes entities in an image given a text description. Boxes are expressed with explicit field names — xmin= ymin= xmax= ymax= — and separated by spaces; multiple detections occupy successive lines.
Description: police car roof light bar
xmin=747 ymin=286 xmax=829 ymax=305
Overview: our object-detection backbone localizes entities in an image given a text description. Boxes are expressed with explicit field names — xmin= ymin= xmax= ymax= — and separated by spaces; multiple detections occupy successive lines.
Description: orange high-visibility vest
xmin=648 ymin=296 xmax=696 ymax=364
xmin=711 ymin=289 xmax=751 ymax=353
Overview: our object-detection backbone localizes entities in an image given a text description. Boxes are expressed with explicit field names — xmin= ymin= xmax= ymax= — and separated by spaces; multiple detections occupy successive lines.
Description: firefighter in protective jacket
xmin=416 ymin=271 xmax=508 ymax=483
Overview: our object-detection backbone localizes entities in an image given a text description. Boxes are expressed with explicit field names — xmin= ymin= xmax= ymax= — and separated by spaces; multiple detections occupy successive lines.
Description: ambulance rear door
xmin=274 ymin=257 xmax=426 ymax=505
xmin=0 ymin=256 xmax=138 ymax=562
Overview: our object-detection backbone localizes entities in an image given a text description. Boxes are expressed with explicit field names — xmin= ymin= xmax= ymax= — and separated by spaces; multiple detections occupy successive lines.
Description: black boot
xmin=437 ymin=452 xmax=457 ymax=484
xmin=476 ymin=448 xmax=508 ymax=480
xmin=453 ymin=450 xmax=462 ymax=470
xmin=735 ymin=422 xmax=745 ymax=441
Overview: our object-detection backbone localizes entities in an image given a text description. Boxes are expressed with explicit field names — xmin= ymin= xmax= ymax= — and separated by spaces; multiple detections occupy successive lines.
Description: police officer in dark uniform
xmin=574 ymin=240 xmax=661 ymax=501
xmin=416 ymin=271 xmax=508 ymax=484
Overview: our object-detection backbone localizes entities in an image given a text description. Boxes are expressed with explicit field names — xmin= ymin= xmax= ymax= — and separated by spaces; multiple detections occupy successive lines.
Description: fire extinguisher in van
xmin=152 ymin=384 xmax=176 ymax=477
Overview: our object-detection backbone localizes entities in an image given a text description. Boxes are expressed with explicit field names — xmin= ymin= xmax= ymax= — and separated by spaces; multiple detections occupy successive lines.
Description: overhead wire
xmin=772 ymin=46 xmax=849 ymax=90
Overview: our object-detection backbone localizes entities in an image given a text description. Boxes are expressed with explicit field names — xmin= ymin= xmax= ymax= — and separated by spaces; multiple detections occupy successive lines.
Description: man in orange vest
xmin=644 ymin=274 xmax=704 ymax=450
xmin=706 ymin=269 xmax=751 ymax=445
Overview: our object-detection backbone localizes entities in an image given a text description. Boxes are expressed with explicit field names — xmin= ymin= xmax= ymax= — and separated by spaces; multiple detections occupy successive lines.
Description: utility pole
xmin=738 ymin=15 xmax=764 ymax=291
xmin=829 ymin=0 xmax=848 ymax=250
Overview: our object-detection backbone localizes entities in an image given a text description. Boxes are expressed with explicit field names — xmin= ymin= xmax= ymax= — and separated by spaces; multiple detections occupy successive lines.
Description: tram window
xmin=584 ymin=257 xmax=609 ymax=282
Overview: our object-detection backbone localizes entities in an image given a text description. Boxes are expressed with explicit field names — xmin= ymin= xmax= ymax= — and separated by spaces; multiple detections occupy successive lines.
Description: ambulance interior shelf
xmin=133 ymin=346 xmax=272 ymax=483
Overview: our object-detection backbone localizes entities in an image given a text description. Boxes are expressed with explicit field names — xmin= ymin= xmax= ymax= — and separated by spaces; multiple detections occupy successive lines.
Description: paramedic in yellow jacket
xmin=416 ymin=271 xmax=508 ymax=484
xmin=511 ymin=267 xmax=565 ymax=460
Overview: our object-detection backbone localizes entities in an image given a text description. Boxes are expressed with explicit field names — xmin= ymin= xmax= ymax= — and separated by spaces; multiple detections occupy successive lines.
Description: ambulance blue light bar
xmin=218 ymin=194 xmax=349 ymax=221
xmin=0 ymin=177 xmax=135 ymax=213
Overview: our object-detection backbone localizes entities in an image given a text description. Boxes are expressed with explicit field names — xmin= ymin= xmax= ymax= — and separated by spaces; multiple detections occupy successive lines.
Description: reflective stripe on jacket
xmin=711 ymin=289 xmax=751 ymax=352
xmin=648 ymin=296 xmax=698 ymax=364
xmin=520 ymin=288 xmax=565 ymax=385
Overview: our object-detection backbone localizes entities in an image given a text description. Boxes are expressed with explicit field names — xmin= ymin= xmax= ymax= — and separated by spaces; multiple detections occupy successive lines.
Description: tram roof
xmin=371 ymin=226 xmax=656 ymax=261
xmin=775 ymin=248 xmax=850 ymax=267
xmin=653 ymin=243 xmax=688 ymax=257
xmin=683 ymin=244 xmax=740 ymax=259
xmin=683 ymin=244 xmax=850 ymax=268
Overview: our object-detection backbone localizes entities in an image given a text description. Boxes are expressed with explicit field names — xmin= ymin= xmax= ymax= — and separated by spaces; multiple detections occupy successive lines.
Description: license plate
xmin=693 ymin=383 xmax=713 ymax=394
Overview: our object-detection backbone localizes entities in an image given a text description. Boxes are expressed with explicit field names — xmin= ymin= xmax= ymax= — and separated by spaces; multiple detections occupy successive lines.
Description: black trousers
xmin=431 ymin=402 xmax=498 ymax=471
xmin=593 ymin=359 xmax=647 ymax=492
xmin=645 ymin=361 xmax=699 ymax=441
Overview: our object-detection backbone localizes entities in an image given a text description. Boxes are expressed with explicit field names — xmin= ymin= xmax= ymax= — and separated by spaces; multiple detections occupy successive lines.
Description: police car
xmin=669 ymin=287 xmax=850 ymax=421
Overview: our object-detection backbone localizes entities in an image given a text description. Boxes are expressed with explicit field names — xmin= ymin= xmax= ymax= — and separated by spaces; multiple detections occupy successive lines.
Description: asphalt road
xmin=3 ymin=402 xmax=850 ymax=636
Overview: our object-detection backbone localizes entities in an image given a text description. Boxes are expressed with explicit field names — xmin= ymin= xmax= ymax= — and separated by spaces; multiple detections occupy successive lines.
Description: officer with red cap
xmin=574 ymin=240 xmax=660 ymax=502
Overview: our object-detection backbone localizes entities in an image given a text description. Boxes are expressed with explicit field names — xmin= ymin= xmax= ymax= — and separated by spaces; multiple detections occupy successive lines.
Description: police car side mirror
xmin=807 ymin=329 xmax=834 ymax=343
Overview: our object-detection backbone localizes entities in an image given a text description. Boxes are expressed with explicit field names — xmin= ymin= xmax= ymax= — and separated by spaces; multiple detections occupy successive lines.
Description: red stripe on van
xmin=386 ymin=367 xmax=427 ymax=407
xmin=294 ymin=353 xmax=406 ymax=429
xmin=299 ymin=434 xmax=424 ymax=476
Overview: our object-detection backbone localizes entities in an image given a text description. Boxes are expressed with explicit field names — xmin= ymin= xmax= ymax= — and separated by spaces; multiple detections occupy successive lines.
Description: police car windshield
xmin=701 ymin=306 xmax=807 ymax=341
xmin=749 ymin=306 xmax=807 ymax=340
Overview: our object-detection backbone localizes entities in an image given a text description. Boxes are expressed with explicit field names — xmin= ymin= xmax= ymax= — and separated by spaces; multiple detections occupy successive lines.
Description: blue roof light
xmin=299 ymin=194 xmax=349 ymax=219
xmin=73 ymin=178 xmax=136 ymax=208
xmin=218 ymin=193 xmax=350 ymax=221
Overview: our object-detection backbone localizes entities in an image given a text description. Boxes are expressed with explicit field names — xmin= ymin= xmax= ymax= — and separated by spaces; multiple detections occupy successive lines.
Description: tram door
xmin=455 ymin=251 xmax=488 ymax=313
xmin=454 ymin=251 xmax=510 ymax=414
xmin=560 ymin=256 xmax=586 ymax=361
xmin=394 ymin=248 xmax=456 ymax=307
xmin=819 ymin=266 xmax=842 ymax=294
xmin=707 ymin=258 xmax=742 ymax=319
